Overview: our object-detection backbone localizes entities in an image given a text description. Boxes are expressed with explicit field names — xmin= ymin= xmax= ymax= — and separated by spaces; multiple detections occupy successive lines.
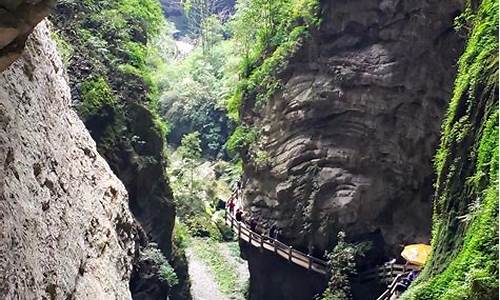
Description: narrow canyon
xmin=0 ymin=1 xmax=497 ymax=300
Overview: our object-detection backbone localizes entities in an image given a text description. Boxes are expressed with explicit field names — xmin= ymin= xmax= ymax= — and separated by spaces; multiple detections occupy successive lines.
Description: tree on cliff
xmin=178 ymin=131 xmax=202 ymax=194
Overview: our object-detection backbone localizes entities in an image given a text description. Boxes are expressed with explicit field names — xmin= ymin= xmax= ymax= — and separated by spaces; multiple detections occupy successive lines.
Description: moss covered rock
xmin=402 ymin=0 xmax=498 ymax=299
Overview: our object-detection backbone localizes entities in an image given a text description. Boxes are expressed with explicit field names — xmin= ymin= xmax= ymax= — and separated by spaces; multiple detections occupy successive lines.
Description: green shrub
xmin=173 ymin=220 xmax=191 ymax=250
xmin=141 ymin=246 xmax=179 ymax=287
xmin=79 ymin=76 xmax=117 ymax=118
xmin=159 ymin=263 xmax=179 ymax=286
xmin=213 ymin=210 xmax=234 ymax=241
xmin=51 ymin=31 xmax=73 ymax=66
xmin=185 ymin=215 xmax=223 ymax=241
xmin=125 ymin=41 xmax=148 ymax=69
xmin=225 ymin=125 xmax=257 ymax=154
xmin=318 ymin=232 xmax=370 ymax=300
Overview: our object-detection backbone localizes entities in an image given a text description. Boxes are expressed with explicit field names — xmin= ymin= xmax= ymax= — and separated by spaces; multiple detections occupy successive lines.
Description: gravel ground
xmin=187 ymin=247 xmax=230 ymax=300
xmin=186 ymin=240 xmax=250 ymax=300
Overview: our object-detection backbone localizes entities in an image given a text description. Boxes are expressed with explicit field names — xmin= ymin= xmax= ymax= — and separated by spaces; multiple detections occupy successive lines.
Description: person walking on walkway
xmin=274 ymin=228 xmax=282 ymax=241
xmin=227 ymin=197 xmax=236 ymax=215
xmin=389 ymin=270 xmax=419 ymax=299
xmin=269 ymin=224 xmax=277 ymax=238
xmin=308 ymin=243 xmax=315 ymax=256
xmin=250 ymin=217 xmax=258 ymax=232
xmin=235 ymin=209 xmax=243 ymax=222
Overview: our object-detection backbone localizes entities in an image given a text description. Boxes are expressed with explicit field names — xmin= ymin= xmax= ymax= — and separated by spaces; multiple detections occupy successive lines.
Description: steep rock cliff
xmin=238 ymin=0 xmax=464 ymax=298
xmin=50 ymin=2 xmax=191 ymax=298
xmin=402 ymin=0 xmax=498 ymax=298
xmin=0 ymin=22 xmax=137 ymax=299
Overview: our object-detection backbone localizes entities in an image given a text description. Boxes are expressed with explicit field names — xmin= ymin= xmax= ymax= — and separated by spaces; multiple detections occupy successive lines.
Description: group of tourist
xmin=227 ymin=181 xmax=424 ymax=300
xmin=377 ymin=258 xmax=422 ymax=299
xmin=226 ymin=188 xmax=283 ymax=242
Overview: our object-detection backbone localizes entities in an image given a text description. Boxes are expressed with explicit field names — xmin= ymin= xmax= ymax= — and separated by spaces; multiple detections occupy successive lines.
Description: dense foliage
xmin=227 ymin=0 xmax=320 ymax=118
xmin=141 ymin=246 xmax=179 ymax=287
xmin=318 ymin=232 xmax=370 ymax=300
xmin=402 ymin=0 xmax=498 ymax=299
xmin=51 ymin=0 xmax=174 ymax=134
xmin=158 ymin=39 xmax=238 ymax=157
xmin=225 ymin=0 xmax=320 ymax=154
xmin=168 ymin=133 xmax=236 ymax=241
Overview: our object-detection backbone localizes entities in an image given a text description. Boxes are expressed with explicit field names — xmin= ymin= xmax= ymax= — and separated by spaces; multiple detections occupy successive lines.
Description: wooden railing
xmin=224 ymin=208 xmax=416 ymax=282
xmin=357 ymin=263 xmax=419 ymax=284
xmin=224 ymin=210 xmax=329 ymax=275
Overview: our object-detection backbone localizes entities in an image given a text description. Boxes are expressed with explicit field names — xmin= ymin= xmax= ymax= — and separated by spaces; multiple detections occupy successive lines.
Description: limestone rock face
xmin=0 ymin=22 xmax=137 ymax=299
xmin=240 ymin=0 xmax=464 ymax=298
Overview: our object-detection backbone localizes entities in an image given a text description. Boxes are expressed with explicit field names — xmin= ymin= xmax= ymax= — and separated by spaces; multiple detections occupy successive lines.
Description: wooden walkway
xmin=225 ymin=209 xmax=417 ymax=282
xmin=357 ymin=263 xmax=419 ymax=284
xmin=224 ymin=210 xmax=329 ymax=275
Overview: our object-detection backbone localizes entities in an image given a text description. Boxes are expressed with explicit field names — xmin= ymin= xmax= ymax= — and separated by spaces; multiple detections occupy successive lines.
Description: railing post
xmin=259 ymin=234 xmax=264 ymax=249
xmin=274 ymin=239 xmax=278 ymax=254
xmin=288 ymin=246 xmax=293 ymax=262
xmin=388 ymin=263 xmax=394 ymax=282
xmin=307 ymin=255 xmax=312 ymax=270
xmin=249 ymin=231 xmax=252 ymax=244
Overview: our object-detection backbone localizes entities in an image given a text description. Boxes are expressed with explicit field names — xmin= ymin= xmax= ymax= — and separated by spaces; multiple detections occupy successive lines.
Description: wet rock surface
xmin=0 ymin=22 xmax=137 ymax=299
xmin=240 ymin=0 xmax=464 ymax=298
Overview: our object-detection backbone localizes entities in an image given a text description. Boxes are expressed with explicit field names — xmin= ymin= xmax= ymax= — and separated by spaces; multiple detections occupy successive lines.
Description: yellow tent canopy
xmin=401 ymin=244 xmax=432 ymax=266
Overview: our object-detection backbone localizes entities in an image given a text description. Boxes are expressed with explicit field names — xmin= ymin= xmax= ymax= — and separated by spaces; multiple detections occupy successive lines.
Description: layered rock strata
xmin=240 ymin=0 xmax=464 ymax=298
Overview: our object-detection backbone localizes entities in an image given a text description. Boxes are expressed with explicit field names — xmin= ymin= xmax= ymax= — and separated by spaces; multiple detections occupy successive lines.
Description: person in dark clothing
xmin=235 ymin=209 xmax=243 ymax=222
xmin=250 ymin=218 xmax=258 ymax=232
xmin=307 ymin=243 xmax=315 ymax=256
xmin=392 ymin=270 xmax=419 ymax=294
xmin=274 ymin=228 xmax=282 ymax=241
xmin=269 ymin=224 xmax=277 ymax=238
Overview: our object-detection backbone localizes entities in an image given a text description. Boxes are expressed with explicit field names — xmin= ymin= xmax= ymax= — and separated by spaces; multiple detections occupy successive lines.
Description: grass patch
xmin=190 ymin=238 xmax=241 ymax=296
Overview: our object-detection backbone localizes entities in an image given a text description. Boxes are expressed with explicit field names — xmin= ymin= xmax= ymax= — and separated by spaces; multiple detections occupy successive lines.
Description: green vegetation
xmin=225 ymin=125 xmax=257 ymax=154
xmin=227 ymin=0 xmax=320 ymax=121
xmin=158 ymin=38 xmax=237 ymax=157
xmin=141 ymin=246 xmax=179 ymax=287
xmin=319 ymin=232 xmax=370 ymax=300
xmin=51 ymin=0 xmax=174 ymax=136
xmin=79 ymin=76 xmax=116 ymax=118
xmin=50 ymin=30 xmax=73 ymax=66
xmin=158 ymin=0 xmax=321 ymax=159
xmin=168 ymin=132 xmax=236 ymax=241
xmin=401 ymin=0 xmax=498 ymax=299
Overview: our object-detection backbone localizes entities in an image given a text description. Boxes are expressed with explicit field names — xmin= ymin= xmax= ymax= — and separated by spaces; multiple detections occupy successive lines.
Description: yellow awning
xmin=401 ymin=244 xmax=432 ymax=266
